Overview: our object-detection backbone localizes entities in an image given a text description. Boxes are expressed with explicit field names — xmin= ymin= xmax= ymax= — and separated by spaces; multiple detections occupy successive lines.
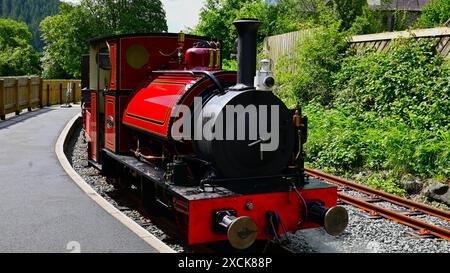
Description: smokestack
xmin=232 ymin=18 xmax=261 ymax=90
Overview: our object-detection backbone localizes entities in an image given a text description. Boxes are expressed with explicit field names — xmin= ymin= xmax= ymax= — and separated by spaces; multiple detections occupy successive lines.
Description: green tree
xmin=0 ymin=0 xmax=60 ymax=51
xmin=415 ymin=0 xmax=450 ymax=28
xmin=192 ymin=0 xmax=376 ymax=60
xmin=40 ymin=3 xmax=97 ymax=78
xmin=193 ymin=0 xmax=312 ymax=60
xmin=332 ymin=0 xmax=367 ymax=30
xmin=193 ymin=0 xmax=250 ymax=60
xmin=0 ymin=18 xmax=39 ymax=76
xmin=41 ymin=0 xmax=168 ymax=78
xmin=82 ymin=0 xmax=167 ymax=34
xmin=348 ymin=5 xmax=383 ymax=35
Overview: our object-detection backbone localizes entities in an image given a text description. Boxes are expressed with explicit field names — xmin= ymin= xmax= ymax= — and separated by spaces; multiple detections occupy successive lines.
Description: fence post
xmin=72 ymin=81 xmax=76 ymax=104
xmin=0 ymin=79 xmax=5 ymax=120
xmin=14 ymin=78 xmax=20 ymax=116
xmin=27 ymin=77 xmax=32 ymax=112
xmin=47 ymin=83 xmax=50 ymax=107
xmin=59 ymin=83 xmax=63 ymax=104
xmin=39 ymin=78 xmax=43 ymax=108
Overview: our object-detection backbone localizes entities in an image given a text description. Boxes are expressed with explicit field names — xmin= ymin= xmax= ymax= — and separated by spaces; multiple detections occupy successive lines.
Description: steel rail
xmin=305 ymin=168 xmax=450 ymax=221
xmin=338 ymin=193 xmax=450 ymax=240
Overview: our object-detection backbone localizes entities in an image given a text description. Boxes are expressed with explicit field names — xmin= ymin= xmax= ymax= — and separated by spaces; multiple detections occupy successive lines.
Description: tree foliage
xmin=415 ymin=0 xmax=450 ymax=28
xmin=40 ymin=0 xmax=167 ymax=78
xmin=193 ymin=0 xmax=383 ymax=60
xmin=82 ymin=0 xmax=167 ymax=34
xmin=193 ymin=0 xmax=315 ymax=59
xmin=332 ymin=0 xmax=367 ymax=30
xmin=40 ymin=3 xmax=98 ymax=79
xmin=0 ymin=18 xmax=39 ymax=76
xmin=0 ymin=0 xmax=60 ymax=51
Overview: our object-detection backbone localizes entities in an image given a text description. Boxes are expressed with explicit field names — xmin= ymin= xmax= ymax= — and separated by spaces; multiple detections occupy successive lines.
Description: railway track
xmin=305 ymin=168 xmax=450 ymax=241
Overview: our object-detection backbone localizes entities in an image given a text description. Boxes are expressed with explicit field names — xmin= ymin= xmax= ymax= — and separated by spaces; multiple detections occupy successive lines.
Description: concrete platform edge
xmin=55 ymin=113 xmax=175 ymax=253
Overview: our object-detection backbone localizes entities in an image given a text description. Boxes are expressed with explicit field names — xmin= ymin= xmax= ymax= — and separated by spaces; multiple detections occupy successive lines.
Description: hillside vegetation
xmin=0 ymin=0 xmax=60 ymax=51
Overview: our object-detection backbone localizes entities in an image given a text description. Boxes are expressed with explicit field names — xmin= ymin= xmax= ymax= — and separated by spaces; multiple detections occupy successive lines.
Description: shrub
xmin=415 ymin=0 xmax=450 ymax=28
xmin=274 ymin=22 xmax=349 ymax=107
xmin=333 ymin=38 xmax=449 ymax=132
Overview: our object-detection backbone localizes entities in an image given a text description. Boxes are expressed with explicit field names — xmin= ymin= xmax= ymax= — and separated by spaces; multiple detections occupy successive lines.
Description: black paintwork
xmin=103 ymin=149 xmax=335 ymax=202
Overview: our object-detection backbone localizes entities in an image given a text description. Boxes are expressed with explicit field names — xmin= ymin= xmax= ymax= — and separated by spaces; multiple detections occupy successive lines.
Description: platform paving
xmin=0 ymin=106 xmax=158 ymax=253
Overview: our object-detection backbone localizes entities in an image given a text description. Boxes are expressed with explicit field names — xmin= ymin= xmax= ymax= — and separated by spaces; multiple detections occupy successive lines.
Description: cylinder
xmin=233 ymin=18 xmax=261 ymax=89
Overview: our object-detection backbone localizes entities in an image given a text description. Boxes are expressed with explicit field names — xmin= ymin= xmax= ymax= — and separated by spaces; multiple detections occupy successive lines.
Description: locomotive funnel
xmin=232 ymin=18 xmax=261 ymax=90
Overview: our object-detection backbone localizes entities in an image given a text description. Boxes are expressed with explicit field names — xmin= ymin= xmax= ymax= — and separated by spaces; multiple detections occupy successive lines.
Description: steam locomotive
xmin=81 ymin=18 xmax=348 ymax=250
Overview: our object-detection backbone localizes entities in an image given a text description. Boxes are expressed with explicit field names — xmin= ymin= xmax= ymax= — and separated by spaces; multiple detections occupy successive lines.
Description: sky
xmin=61 ymin=0 xmax=206 ymax=32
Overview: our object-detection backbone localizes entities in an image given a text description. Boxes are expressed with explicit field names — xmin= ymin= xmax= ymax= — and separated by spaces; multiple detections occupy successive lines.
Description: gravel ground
xmin=66 ymin=125 xmax=189 ymax=253
xmin=288 ymin=188 xmax=450 ymax=253
xmin=67 ymin=126 xmax=450 ymax=253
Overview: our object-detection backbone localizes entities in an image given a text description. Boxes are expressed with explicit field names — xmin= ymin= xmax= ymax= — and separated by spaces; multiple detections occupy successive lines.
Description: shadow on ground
xmin=0 ymin=107 xmax=55 ymax=130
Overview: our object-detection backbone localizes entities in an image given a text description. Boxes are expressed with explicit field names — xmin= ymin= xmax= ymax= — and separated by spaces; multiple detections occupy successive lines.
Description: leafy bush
xmin=304 ymin=102 xmax=449 ymax=186
xmin=303 ymin=38 xmax=450 ymax=186
xmin=333 ymin=39 xmax=449 ymax=132
xmin=348 ymin=5 xmax=383 ymax=35
xmin=415 ymin=0 xmax=450 ymax=28
xmin=274 ymin=21 xmax=349 ymax=106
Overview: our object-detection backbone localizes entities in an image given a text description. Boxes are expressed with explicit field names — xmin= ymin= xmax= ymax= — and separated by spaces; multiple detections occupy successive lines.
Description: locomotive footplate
xmin=102 ymin=149 xmax=334 ymax=201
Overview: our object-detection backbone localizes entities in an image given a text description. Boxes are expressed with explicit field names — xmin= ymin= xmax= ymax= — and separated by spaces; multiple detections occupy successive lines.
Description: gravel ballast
xmin=66 ymin=125 xmax=189 ymax=253
xmin=67 ymin=125 xmax=450 ymax=253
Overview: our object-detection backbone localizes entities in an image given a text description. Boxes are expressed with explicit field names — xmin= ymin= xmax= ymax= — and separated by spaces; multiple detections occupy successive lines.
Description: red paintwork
xmin=123 ymin=72 xmax=237 ymax=139
xmin=90 ymin=93 xmax=97 ymax=161
xmin=187 ymin=186 xmax=337 ymax=245
xmin=178 ymin=72 xmax=236 ymax=107
xmin=88 ymin=34 xmax=222 ymax=163
xmin=185 ymin=48 xmax=220 ymax=71
xmin=118 ymin=36 xmax=203 ymax=91
xmin=82 ymin=100 xmax=91 ymax=141
xmin=118 ymin=95 xmax=133 ymax=153
xmin=105 ymin=95 xmax=116 ymax=152
xmin=84 ymin=110 xmax=91 ymax=140
xmin=109 ymin=42 xmax=117 ymax=90
xmin=122 ymin=74 xmax=200 ymax=137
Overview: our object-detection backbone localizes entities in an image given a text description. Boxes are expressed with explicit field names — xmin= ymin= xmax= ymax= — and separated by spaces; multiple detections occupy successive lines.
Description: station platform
xmin=0 ymin=106 xmax=159 ymax=253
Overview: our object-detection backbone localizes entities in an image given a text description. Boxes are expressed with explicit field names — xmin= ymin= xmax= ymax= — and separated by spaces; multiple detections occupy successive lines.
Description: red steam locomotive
xmin=81 ymin=18 xmax=348 ymax=250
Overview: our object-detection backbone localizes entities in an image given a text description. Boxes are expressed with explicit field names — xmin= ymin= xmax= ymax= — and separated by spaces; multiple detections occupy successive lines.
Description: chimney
xmin=231 ymin=18 xmax=261 ymax=90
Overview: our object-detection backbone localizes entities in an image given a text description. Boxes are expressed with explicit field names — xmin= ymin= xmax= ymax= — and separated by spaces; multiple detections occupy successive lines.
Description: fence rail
xmin=348 ymin=27 xmax=450 ymax=56
xmin=264 ymin=26 xmax=450 ymax=68
xmin=0 ymin=77 xmax=81 ymax=120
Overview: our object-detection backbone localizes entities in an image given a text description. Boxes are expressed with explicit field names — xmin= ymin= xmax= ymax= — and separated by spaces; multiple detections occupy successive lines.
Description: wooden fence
xmin=0 ymin=77 xmax=81 ymax=120
xmin=349 ymin=27 xmax=450 ymax=56
xmin=264 ymin=26 xmax=450 ymax=68
xmin=263 ymin=30 xmax=311 ymax=68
